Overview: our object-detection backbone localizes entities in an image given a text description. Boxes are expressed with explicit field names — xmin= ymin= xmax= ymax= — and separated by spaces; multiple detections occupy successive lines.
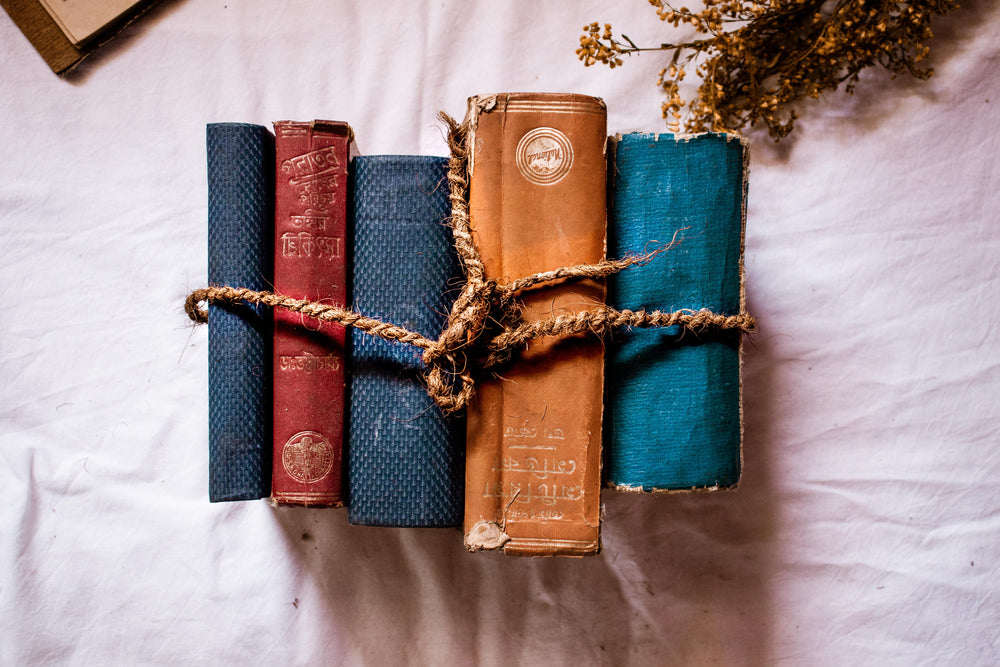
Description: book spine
xmin=206 ymin=123 xmax=274 ymax=502
xmin=605 ymin=132 xmax=748 ymax=491
xmin=347 ymin=155 xmax=465 ymax=527
xmin=463 ymin=93 xmax=607 ymax=556
xmin=270 ymin=120 xmax=352 ymax=506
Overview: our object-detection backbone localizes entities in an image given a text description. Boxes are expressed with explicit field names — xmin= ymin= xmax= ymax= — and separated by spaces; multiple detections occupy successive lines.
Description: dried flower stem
xmin=578 ymin=0 xmax=960 ymax=139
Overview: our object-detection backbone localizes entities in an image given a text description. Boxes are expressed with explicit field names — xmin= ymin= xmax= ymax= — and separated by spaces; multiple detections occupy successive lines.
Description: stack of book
xmin=205 ymin=92 xmax=750 ymax=557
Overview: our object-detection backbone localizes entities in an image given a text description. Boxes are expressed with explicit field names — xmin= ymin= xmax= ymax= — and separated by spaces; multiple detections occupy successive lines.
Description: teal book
xmin=347 ymin=155 xmax=465 ymax=526
xmin=605 ymin=132 xmax=748 ymax=491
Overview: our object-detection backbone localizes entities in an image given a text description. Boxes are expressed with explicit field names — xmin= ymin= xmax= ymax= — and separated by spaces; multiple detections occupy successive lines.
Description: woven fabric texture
xmin=206 ymin=123 xmax=274 ymax=502
xmin=348 ymin=155 xmax=465 ymax=526
xmin=605 ymin=133 xmax=746 ymax=490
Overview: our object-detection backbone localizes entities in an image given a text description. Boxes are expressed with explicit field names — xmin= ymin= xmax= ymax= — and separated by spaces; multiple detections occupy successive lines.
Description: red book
xmin=271 ymin=120 xmax=352 ymax=506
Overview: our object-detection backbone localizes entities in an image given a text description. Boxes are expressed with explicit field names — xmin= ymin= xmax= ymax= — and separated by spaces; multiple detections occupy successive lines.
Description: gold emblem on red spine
xmin=281 ymin=431 xmax=335 ymax=483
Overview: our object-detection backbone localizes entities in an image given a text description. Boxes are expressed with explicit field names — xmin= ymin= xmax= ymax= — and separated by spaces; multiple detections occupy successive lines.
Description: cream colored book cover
xmin=36 ymin=0 xmax=142 ymax=45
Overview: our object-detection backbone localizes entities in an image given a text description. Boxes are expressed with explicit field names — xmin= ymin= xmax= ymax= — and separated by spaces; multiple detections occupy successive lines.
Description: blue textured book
xmin=605 ymin=132 xmax=748 ymax=491
xmin=206 ymin=123 xmax=274 ymax=502
xmin=348 ymin=155 xmax=465 ymax=526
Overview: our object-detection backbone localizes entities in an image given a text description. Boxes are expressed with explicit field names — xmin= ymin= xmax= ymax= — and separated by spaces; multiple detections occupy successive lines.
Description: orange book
xmin=463 ymin=93 xmax=607 ymax=556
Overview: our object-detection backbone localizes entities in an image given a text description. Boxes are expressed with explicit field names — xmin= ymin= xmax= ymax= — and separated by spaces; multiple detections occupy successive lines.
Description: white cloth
xmin=2 ymin=1 xmax=998 ymax=663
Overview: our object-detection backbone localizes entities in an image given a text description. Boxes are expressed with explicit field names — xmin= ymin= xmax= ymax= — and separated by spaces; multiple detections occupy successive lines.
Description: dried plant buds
xmin=577 ymin=1 xmax=960 ymax=139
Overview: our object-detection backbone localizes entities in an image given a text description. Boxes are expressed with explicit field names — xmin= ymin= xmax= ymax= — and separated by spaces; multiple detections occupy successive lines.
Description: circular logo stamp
xmin=515 ymin=127 xmax=574 ymax=185
xmin=281 ymin=431 xmax=335 ymax=483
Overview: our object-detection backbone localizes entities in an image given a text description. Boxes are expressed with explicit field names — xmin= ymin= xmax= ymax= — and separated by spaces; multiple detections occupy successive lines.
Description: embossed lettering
xmin=290 ymin=213 xmax=328 ymax=231
xmin=298 ymin=191 xmax=336 ymax=206
xmin=527 ymin=146 xmax=561 ymax=166
xmin=280 ymin=232 xmax=343 ymax=259
xmin=480 ymin=480 xmax=584 ymax=505
xmin=281 ymin=146 xmax=341 ymax=186
xmin=279 ymin=351 xmax=342 ymax=373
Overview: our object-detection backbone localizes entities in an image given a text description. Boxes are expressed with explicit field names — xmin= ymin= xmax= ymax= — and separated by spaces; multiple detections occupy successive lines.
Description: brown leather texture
xmin=463 ymin=93 xmax=607 ymax=556
xmin=270 ymin=121 xmax=352 ymax=507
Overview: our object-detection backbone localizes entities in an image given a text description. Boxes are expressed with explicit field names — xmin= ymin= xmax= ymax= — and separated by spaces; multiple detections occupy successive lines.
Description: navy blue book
xmin=605 ymin=132 xmax=748 ymax=491
xmin=348 ymin=155 xmax=465 ymax=526
xmin=206 ymin=123 xmax=274 ymax=502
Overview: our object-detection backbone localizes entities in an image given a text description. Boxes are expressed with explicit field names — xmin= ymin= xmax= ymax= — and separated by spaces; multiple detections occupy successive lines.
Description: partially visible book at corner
xmin=270 ymin=120 xmax=353 ymax=507
xmin=348 ymin=155 xmax=465 ymax=528
xmin=206 ymin=123 xmax=275 ymax=502
xmin=604 ymin=132 xmax=749 ymax=492
xmin=1 ymin=0 xmax=158 ymax=75
xmin=463 ymin=92 xmax=608 ymax=557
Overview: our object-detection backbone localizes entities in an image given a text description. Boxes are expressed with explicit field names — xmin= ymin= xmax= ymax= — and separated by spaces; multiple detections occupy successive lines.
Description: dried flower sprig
xmin=578 ymin=0 xmax=960 ymax=139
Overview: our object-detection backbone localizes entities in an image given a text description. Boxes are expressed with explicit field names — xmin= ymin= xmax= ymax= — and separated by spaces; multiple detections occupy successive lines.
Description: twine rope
xmin=185 ymin=112 xmax=756 ymax=413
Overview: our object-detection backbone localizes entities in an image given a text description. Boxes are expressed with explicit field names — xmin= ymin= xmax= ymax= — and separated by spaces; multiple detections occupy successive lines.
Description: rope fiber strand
xmin=185 ymin=112 xmax=756 ymax=413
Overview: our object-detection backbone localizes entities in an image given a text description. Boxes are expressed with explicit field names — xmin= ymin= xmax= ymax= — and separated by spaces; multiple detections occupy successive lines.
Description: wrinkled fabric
xmin=1 ymin=2 xmax=998 ymax=664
